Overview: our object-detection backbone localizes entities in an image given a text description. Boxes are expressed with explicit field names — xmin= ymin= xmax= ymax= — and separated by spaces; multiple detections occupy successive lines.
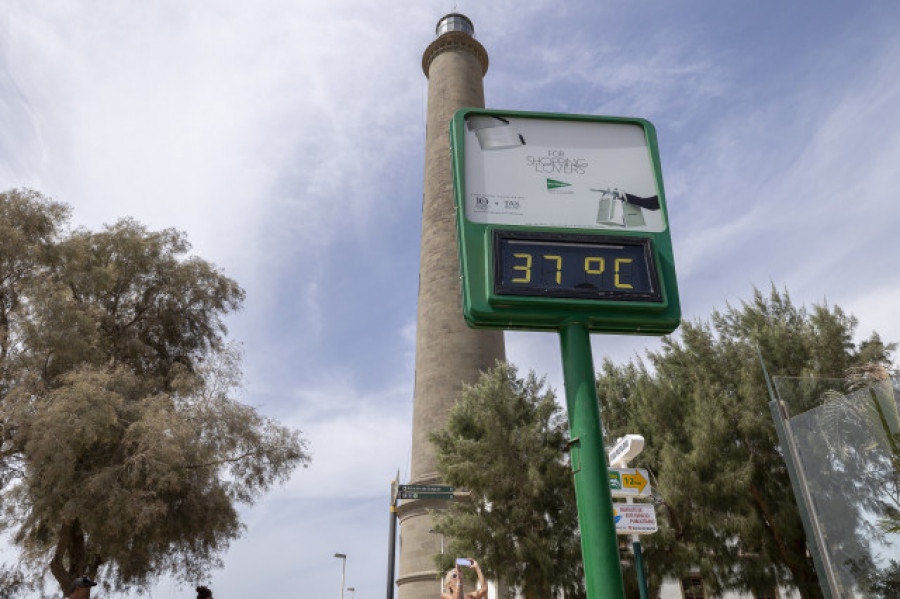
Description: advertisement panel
xmin=451 ymin=109 xmax=680 ymax=334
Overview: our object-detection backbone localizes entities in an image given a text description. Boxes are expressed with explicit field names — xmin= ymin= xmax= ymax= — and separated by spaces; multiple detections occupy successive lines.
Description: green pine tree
xmin=596 ymin=286 xmax=895 ymax=598
xmin=430 ymin=362 xmax=584 ymax=599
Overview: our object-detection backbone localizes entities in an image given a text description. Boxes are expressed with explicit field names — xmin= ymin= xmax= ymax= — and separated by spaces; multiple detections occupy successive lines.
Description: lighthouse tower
xmin=396 ymin=14 xmax=505 ymax=599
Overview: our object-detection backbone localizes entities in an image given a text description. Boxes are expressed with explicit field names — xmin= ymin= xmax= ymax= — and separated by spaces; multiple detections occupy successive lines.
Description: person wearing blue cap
xmin=68 ymin=575 xmax=97 ymax=598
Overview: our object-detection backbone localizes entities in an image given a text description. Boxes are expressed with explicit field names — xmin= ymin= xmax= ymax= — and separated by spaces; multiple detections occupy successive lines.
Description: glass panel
xmin=774 ymin=374 xmax=900 ymax=597
xmin=436 ymin=14 xmax=474 ymax=37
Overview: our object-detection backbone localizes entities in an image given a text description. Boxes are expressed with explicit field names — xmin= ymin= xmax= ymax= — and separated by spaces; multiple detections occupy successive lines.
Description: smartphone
xmin=456 ymin=558 xmax=472 ymax=566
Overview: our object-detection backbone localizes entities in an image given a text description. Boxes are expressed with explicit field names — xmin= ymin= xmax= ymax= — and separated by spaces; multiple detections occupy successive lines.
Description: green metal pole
xmin=633 ymin=540 xmax=649 ymax=599
xmin=559 ymin=322 xmax=626 ymax=599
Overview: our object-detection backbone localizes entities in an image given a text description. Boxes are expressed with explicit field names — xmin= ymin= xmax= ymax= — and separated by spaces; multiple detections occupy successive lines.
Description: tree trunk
xmin=788 ymin=540 xmax=825 ymax=599
xmin=49 ymin=519 xmax=87 ymax=597
xmin=749 ymin=486 xmax=823 ymax=599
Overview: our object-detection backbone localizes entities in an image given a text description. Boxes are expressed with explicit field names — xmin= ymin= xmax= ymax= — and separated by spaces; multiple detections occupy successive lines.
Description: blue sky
xmin=2 ymin=1 xmax=900 ymax=597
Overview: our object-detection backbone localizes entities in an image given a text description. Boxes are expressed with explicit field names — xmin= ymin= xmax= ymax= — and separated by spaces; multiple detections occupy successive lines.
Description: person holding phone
xmin=441 ymin=558 xmax=487 ymax=599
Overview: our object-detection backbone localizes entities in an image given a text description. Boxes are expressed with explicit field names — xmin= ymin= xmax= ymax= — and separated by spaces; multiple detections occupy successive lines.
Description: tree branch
xmin=185 ymin=450 xmax=257 ymax=469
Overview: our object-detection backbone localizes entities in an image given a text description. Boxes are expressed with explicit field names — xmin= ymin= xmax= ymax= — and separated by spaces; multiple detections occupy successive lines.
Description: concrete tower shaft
xmin=397 ymin=14 xmax=505 ymax=599
xmin=412 ymin=15 xmax=502 ymax=486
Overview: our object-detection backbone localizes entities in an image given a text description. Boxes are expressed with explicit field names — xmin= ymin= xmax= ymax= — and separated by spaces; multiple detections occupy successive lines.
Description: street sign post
xmin=398 ymin=491 xmax=454 ymax=500
xmin=397 ymin=484 xmax=455 ymax=500
xmin=608 ymin=437 xmax=651 ymax=599
xmin=387 ymin=472 xmax=400 ymax=599
xmin=613 ymin=503 xmax=658 ymax=535
xmin=608 ymin=468 xmax=651 ymax=498
xmin=398 ymin=485 xmax=454 ymax=493
xmin=608 ymin=434 xmax=645 ymax=468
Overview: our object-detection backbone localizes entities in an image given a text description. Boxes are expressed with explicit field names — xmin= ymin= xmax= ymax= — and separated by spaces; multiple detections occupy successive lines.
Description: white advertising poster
xmin=463 ymin=115 xmax=665 ymax=232
xmin=613 ymin=503 xmax=658 ymax=535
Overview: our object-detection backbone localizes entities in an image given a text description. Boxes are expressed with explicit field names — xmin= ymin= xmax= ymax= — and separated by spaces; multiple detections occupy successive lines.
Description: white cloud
xmin=274 ymin=375 xmax=413 ymax=498
xmin=845 ymin=283 xmax=900 ymax=366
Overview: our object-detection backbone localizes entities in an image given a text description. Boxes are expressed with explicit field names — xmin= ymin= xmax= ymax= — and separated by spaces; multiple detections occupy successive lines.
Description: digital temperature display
xmin=493 ymin=231 xmax=661 ymax=302
xmin=450 ymin=109 xmax=680 ymax=333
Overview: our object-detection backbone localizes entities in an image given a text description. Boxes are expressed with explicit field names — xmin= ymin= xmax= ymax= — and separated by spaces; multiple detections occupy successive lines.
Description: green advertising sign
xmin=450 ymin=108 xmax=680 ymax=334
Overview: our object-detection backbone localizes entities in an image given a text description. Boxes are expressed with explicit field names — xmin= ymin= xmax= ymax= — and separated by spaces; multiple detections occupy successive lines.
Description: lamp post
xmin=348 ymin=587 xmax=356 ymax=599
xmin=335 ymin=553 xmax=347 ymax=599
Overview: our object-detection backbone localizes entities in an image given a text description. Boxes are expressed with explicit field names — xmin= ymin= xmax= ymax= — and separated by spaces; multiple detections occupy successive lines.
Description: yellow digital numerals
xmin=614 ymin=258 xmax=633 ymax=289
xmin=545 ymin=255 xmax=562 ymax=284
xmin=511 ymin=253 xmax=532 ymax=283
xmin=510 ymin=253 xmax=634 ymax=289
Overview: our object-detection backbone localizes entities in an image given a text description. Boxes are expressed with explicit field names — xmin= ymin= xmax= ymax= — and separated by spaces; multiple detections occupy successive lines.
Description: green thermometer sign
xmin=450 ymin=109 xmax=680 ymax=333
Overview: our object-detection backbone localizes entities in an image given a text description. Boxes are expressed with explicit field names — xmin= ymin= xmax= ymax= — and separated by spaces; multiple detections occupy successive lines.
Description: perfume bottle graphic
xmin=593 ymin=188 xmax=660 ymax=228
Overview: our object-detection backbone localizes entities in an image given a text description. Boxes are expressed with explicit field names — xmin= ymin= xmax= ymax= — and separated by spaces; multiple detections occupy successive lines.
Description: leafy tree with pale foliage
xmin=595 ymin=287 xmax=894 ymax=599
xmin=0 ymin=189 xmax=310 ymax=596
xmin=430 ymin=362 xmax=584 ymax=599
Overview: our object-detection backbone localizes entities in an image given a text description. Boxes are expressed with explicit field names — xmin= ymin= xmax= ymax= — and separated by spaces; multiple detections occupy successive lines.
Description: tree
xmin=853 ymin=559 xmax=900 ymax=596
xmin=0 ymin=189 xmax=310 ymax=596
xmin=595 ymin=286 xmax=894 ymax=598
xmin=0 ymin=189 xmax=70 ymax=489
xmin=429 ymin=362 xmax=584 ymax=599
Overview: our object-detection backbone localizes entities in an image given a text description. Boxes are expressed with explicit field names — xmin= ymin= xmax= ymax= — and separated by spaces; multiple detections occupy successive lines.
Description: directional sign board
xmin=608 ymin=468 xmax=651 ymax=498
xmin=608 ymin=434 xmax=645 ymax=468
xmin=398 ymin=485 xmax=455 ymax=500
xmin=450 ymin=109 xmax=680 ymax=334
xmin=399 ymin=491 xmax=454 ymax=500
xmin=613 ymin=503 xmax=658 ymax=535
